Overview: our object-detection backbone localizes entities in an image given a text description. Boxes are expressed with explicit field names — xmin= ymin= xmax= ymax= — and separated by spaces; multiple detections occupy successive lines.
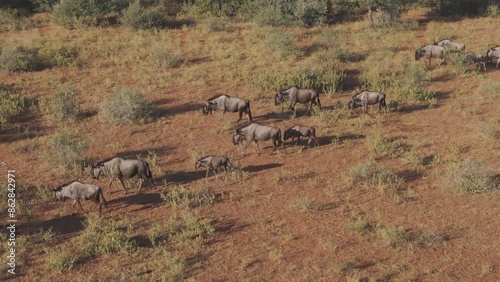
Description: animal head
xmin=415 ymin=49 xmax=425 ymax=61
xmin=348 ymin=98 xmax=362 ymax=110
xmin=195 ymin=161 xmax=201 ymax=169
xmin=283 ymin=129 xmax=292 ymax=140
xmin=53 ymin=186 xmax=64 ymax=201
xmin=202 ymin=103 xmax=212 ymax=115
xmin=89 ymin=163 xmax=104 ymax=179
xmin=232 ymin=132 xmax=244 ymax=145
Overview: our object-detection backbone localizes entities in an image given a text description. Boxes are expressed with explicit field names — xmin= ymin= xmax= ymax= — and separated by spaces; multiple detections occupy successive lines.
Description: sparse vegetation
xmin=161 ymin=185 xmax=215 ymax=208
xmin=150 ymin=45 xmax=182 ymax=68
xmin=120 ymin=0 xmax=166 ymax=30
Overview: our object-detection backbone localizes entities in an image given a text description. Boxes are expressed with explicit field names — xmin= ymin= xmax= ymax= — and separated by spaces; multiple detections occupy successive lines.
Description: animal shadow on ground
xmin=108 ymin=192 xmax=163 ymax=205
xmin=115 ymin=145 xmax=175 ymax=160
xmin=213 ymin=219 xmax=252 ymax=235
xmin=329 ymin=134 xmax=366 ymax=145
xmin=399 ymin=103 xmax=437 ymax=114
xmin=167 ymin=170 xmax=209 ymax=184
xmin=244 ymin=163 xmax=282 ymax=173
xmin=254 ymin=111 xmax=293 ymax=122
xmin=397 ymin=169 xmax=423 ymax=183
xmin=152 ymin=98 xmax=200 ymax=117
xmin=80 ymin=109 xmax=97 ymax=120
xmin=27 ymin=214 xmax=86 ymax=236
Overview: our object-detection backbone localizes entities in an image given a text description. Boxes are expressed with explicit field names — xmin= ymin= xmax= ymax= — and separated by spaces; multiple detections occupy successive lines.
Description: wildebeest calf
xmin=195 ymin=156 xmax=232 ymax=177
xmin=284 ymin=125 xmax=320 ymax=148
xmin=54 ymin=181 xmax=108 ymax=214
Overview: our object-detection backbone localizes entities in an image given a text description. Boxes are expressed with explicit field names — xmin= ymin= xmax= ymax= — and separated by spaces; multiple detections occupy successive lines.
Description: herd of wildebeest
xmin=53 ymin=39 xmax=500 ymax=214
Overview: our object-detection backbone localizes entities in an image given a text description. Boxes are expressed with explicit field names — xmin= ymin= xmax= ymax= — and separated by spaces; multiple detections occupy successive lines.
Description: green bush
xmin=253 ymin=60 xmax=345 ymax=93
xmin=38 ymin=44 xmax=80 ymax=68
xmin=53 ymin=0 xmax=130 ymax=28
xmin=425 ymin=0 xmax=491 ymax=17
xmin=120 ymin=0 xmax=166 ymax=30
xmin=0 ymin=8 xmax=19 ymax=31
xmin=99 ymin=90 xmax=153 ymax=124
xmin=31 ymin=0 xmax=59 ymax=12
xmin=0 ymin=46 xmax=42 ymax=72
xmin=77 ymin=214 xmax=135 ymax=257
xmin=0 ymin=84 xmax=26 ymax=124
xmin=348 ymin=163 xmax=404 ymax=196
xmin=45 ymin=131 xmax=87 ymax=170
xmin=241 ymin=0 xmax=330 ymax=27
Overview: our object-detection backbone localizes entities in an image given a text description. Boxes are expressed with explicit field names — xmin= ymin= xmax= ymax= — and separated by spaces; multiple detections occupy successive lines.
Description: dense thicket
xmin=1 ymin=0 xmax=498 ymax=29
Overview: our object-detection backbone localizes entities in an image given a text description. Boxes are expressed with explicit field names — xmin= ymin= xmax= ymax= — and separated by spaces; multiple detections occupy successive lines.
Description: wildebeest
xmin=434 ymin=39 xmax=466 ymax=51
xmin=202 ymin=94 xmax=252 ymax=122
xmin=54 ymin=181 xmax=108 ymax=214
xmin=415 ymin=44 xmax=447 ymax=66
xmin=348 ymin=91 xmax=387 ymax=114
xmin=486 ymin=46 xmax=500 ymax=68
xmin=284 ymin=125 xmax=320 ymax=148
xmin=90 ymin=157 xmax=155 ymax=194
xmin=466 ymin=52 xmax=488 ymax=71
xmin=275 ymin=87 xmax=321 ymax=116
xmin=195 ymin=155 xmax=232 ymax=177
xmin=232 ymin=123 xmax=285 ymax=155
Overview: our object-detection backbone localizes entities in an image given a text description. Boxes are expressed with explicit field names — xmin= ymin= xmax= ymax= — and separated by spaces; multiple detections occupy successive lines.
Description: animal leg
xmin=134 ymin=179 xmax=143 ymax=194
xmin=106 ymin=178 xmax=115 ymax=193
xmin=77 ymin=199 xmax=86 ymax=213
xmin=118 ymin=177 xmax=128 ymax=194
xmin=314 ymin=137 xmax=320 ymax=147
xmin=304 ymin=103 xmax=312 ymax=116
xmin=255 ymin=141 xmax=261 ymax=156
xmin=243 ymin=141 xmax=252 ymax=156
xmin=206 ymin=168 xmax=210 ymax=178
xmin=296 ymin=137 xmax=301 ymax=146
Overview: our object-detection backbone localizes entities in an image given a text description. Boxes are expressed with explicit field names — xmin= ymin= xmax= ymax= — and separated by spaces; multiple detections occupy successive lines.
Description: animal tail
xmin=96 ymin=187 xmax=108 ymax=207
xmin=145 ymin=162 xmax=154 ymax=183
xmin=246 ymin=100 xmax=252 ymax=121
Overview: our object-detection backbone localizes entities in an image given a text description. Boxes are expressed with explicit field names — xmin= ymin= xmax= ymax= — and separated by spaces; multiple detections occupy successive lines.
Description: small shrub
xmin=77 ymin=214 xmax=135 ymax=257
xmin=150 ymin=45 xmax=182 ymax=68
xmin=0 ymin=84 xmax=26 ymax=124
xmin=53 ymin=0 xmax=124 ymax=28
xmin=348 ymin=163 xmax=404 ymax=197
xmin=446 ymin=51 xmax=471 ymax=75
xmin=99 ymin=90 xmax=153 ymax=124
xmin=348 ymin=218 xmax=375 ymax=234
xmin=369 ymin=133 xmax=404 ymax=158
xmin=484 ymin=4 xmax=500 ymax=17
xmin=42 ymin=89 xmax=81 ymax=122
xmin=263 ymin=33 xmax=300 ymax=58
xmin=477 ymin=123 xmax=500 ymax=140
xmin=294 ymin=197 xmax=315 ymax=212
xmin=449 ymin=158 xmax=498 ymax=194
xmin=167 ymin=210 xmax=214 ymax=247
xmin=161 ymin=185 xmax=215 ymax=208
xmin=45 ymin=131 xmax=87 ymax=171
xmin=120 ymin=0 xmax=166 ymax=30
xmin=377 ymin=225 xmax=413 ymax=247
xmin=0 ymin=9 xmax=19 ymax=31
xmin=0 ymin=46 xmax=42 ymax=72
xmin=479 ymin=79 xmax=500 ymax=97
xmin=153 ymin=249 xmax=185 ymax=281
xmin=38 ymin=44 xmax=80 ymax=68
xmin=47 ymin=246 xmax=77 ymax=273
